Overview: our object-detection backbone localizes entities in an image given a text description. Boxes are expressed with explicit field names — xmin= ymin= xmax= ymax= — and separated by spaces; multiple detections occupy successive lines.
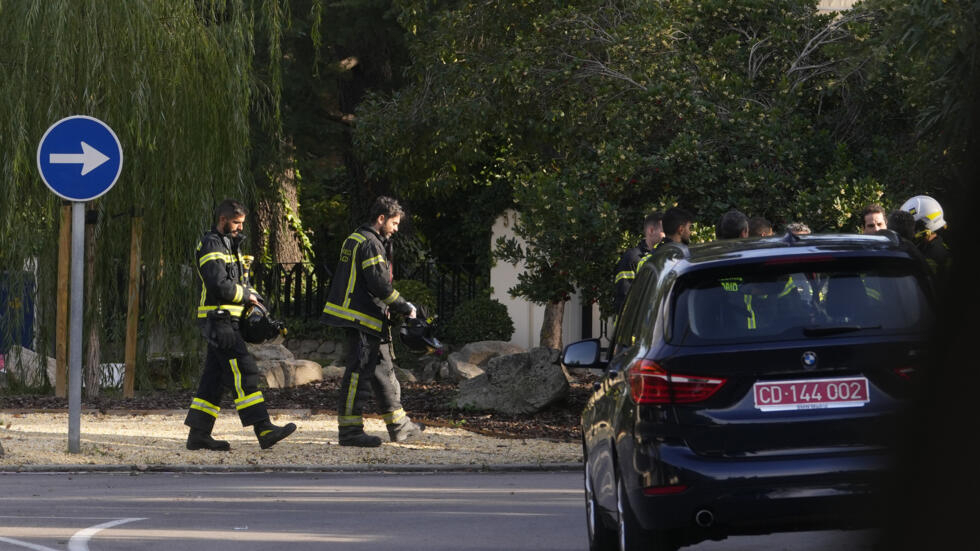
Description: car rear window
xmin=670 ymin=257 xmax=934 ymax=344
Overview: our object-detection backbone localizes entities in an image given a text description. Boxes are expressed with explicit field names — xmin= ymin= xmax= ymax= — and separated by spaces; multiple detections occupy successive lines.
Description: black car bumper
xmin=628 ymin=443 xmax=889 ymax=537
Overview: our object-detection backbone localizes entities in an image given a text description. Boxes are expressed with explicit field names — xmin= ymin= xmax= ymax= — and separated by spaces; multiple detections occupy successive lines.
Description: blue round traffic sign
xmin=37 ymin=115 xmax=123 ymax=202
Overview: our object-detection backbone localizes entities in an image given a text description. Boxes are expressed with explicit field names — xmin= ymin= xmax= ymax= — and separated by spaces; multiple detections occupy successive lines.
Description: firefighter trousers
xmin=184 ymin=330 xmax=269 ymax=432
xmin=338 ymin=328 xmax=409 ymax=435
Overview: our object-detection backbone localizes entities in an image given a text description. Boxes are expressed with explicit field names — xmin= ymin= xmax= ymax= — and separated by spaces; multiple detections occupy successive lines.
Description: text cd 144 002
xmin=753 ymin=376 xmax=869 ymax=412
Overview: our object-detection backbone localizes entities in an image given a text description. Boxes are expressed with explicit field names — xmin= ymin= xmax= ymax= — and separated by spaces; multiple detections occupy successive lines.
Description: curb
xmin=0 ymin=462 xmax=583 ymax=474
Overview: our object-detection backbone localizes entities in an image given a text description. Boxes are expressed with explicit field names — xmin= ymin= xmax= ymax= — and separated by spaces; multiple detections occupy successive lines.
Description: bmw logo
xmin=801 ymin=351 xmax=818 ymax=370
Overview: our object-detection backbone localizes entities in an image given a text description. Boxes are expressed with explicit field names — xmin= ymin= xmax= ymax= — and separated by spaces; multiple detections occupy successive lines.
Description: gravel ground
xmin=0 ymin=410 xmax=581 ymax=469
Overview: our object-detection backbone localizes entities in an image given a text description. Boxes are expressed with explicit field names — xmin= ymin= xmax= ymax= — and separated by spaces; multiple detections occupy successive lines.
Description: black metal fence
xmin=250 ymin=261 xmax=483 ymax=321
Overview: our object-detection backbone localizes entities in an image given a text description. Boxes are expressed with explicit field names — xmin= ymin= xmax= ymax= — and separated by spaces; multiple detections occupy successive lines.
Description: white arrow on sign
xmin=49 ymin=141 xmax=110 ymax=176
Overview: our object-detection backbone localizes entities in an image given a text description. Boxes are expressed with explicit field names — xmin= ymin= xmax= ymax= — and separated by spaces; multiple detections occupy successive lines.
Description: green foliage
xmin=357 ymin=0 xmax=965 ymax=323
xmin=443 ymin=297 xmax=514 ymax=345
xmin=0 ymin=1 xmax=323 ymax=388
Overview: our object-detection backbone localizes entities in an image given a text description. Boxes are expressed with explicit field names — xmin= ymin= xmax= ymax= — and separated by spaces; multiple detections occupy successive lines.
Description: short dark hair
xmin=716 ymin=210 xmax=749 ymax=239
xmin=368 ymin=196 xmax=405 ymax=222
xmin=861 ymin=204 xmax=886 ymax=218
xmin=887 ymin=209 xmax=915 ymax=241
xmin=215 ymin=199 xmax=247 ymax=222
xmin=748 ymin=216 xmax=772 ymax=237
xmin=642 ymin=211 xmax=663 ymax=231
xmin=662 ymin=207 xmax=694 ymax=236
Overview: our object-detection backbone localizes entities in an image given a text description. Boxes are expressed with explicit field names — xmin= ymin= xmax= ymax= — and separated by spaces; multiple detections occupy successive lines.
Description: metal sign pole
xmin=68 ymin=201 xmax=85 ymax=453
xmin=37 ymin=115 xmax=123 ymax=454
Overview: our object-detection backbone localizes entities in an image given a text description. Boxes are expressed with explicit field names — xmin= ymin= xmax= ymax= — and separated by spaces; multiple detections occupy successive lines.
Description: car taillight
xmin=629 ymin=359 xmax=726 ymax=404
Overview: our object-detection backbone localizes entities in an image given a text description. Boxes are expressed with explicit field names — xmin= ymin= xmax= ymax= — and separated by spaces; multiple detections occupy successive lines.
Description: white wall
xmin=490 ymin=210 xmax=608 ymax=350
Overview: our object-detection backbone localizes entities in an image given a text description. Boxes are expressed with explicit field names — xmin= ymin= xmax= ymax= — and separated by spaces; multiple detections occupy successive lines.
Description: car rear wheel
xmin=585 ymin=461 xmax=617 ymax=550
xmin=616 ymin=475 xmax=677 ymax=551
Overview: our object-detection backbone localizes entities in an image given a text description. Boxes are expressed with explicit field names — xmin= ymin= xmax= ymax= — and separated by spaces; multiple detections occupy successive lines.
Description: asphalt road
xmin=0 ymin=471 xmax=876 ymax=550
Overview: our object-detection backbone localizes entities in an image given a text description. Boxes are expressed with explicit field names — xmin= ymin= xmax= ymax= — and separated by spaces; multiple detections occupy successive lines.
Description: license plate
xmin=753 ymin=377 xmax=869 ymax=412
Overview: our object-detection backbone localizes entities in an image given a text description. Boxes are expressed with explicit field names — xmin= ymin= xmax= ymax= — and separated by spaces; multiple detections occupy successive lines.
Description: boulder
xmin=261 ymin=359 xmax=323 ymax=389
xmin=321 ymin=364 xmax=346 ymax=381
xmin=447 ymin=341 xmax=525 ymax=382
xmin=0 ymin=439 xmax=4 ymax=458
xmin=316 ymin=340 xmax=339 ymax=356
xmin=4 ymin=346 xmax=56 ymax=387
xmin=456 ymin=347 xmax=569 ymax=415
xmin=395 ymin=366 xmax=417 ymax=383
xmin=249 ymin=343 xmax=295 ymax=362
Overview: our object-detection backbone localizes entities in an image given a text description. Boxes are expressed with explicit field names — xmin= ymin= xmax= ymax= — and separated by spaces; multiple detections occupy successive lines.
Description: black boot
xmin=186 ymin=428 xmax=231 ymax=451
xmin=339 ymin=427 xmax=383 ymax=447
xmin=388 ymin=420 xmax=425 ymax=443
xmin=255 ymin=421 xmax=297 ymax=450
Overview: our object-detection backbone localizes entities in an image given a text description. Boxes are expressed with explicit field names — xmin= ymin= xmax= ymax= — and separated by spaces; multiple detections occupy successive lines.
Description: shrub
xmin=444 ymin=297 xmax=514 ymax=345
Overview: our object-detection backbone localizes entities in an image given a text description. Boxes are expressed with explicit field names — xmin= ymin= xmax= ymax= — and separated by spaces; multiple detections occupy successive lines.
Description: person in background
xmin=900 ymin=195 xmax=951 ymax=286
xmin=785 ymin=222 xmax=811 ymax=235
xmin=748 ymin=216 xmax=773 ymax=237
xmin=613 ymin=211 xmax=663 ymax=315
xmin=715 ymin=209 xmax=749 ymax=239
xmin=660 ymin=207 xmax=695 ymax=246
xmin=861 ymin=204 xmax=888 ymax=235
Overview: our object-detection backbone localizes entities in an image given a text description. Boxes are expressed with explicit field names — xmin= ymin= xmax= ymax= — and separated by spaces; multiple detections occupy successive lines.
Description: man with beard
xmin=321 ymin=196 xmax=425 ymax=447
xmin=184 ymin=199 xmax=296 ymax=451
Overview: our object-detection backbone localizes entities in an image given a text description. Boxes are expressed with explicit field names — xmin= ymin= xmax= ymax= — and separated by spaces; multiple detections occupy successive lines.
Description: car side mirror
xmin=562 ymin=339 xmax=602 ymax=369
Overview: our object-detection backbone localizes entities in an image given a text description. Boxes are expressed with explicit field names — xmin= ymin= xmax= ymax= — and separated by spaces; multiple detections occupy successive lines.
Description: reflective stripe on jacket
xmin=196 ymin=229 xmax=254 ymax=321
xmin=321 ymin=225 xmax=412 ymax=337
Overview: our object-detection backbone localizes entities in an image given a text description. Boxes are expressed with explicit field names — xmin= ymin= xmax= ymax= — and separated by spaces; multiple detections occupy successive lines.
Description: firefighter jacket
xmin=320 ymin=224 xmax=413 ymax=337
xmin=613 ymin=240 xmax=654 ymax=315
xmin=195 ymin=228 xmax=256 ymax=325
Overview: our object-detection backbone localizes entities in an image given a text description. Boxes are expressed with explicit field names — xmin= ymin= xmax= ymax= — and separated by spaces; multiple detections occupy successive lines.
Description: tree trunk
xmin=539 ymin=300 xmax=565 ymax=350
xmin=83 ymin=218 xmax=100 ymax=398
xmin=253 ymin=166 xmax=305 ymax=264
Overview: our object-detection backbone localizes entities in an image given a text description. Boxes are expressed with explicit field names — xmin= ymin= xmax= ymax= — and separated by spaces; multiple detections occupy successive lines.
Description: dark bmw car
xmin=563 ymin=232 xmax=933 ymax=550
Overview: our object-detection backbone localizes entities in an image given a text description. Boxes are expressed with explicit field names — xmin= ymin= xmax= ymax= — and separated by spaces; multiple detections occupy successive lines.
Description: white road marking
xmin=67 ymin=518 xmax=145 ymax=551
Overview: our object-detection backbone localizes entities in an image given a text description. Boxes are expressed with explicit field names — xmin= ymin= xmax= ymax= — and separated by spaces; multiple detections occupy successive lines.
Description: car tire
xmin=616 ymin=475 xmax=677 ymax=551
xmin=585 ymin=461 xmax=617 ymax=551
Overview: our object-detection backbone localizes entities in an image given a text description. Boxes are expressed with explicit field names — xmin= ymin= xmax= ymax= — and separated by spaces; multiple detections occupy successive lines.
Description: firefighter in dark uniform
xmin=900 ymin=195 xmax=952 ymax=287
xmin=613 ymin=211 xmax=662 ymax=315
xmin=184 ymin=199 xmax=296 ymax=451
xmin=321 ymin=196 xmax=425 ymax=447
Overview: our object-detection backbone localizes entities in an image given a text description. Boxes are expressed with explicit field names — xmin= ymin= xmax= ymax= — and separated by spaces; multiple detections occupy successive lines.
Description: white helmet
xmin=900 ymin=195 xmax=946 ymax=232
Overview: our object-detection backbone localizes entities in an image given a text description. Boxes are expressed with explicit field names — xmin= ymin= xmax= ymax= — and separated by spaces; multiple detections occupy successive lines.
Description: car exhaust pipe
xmin=694 ymin=509 xmax=714 ymax=528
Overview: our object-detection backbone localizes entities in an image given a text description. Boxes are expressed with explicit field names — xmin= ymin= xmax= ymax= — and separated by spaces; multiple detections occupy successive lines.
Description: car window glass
xmin=614 ymin=264 xmax=657 ymax=353
xmin=671 ymin=258 xmax=934 ymax=344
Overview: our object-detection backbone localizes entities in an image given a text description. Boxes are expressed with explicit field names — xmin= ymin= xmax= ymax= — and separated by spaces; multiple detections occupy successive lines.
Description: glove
xmin=210 ymin=309 xmax=237 ymax=349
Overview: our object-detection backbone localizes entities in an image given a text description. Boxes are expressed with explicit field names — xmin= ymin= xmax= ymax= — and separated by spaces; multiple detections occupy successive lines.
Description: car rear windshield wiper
xmin=803 ymin=325 xmax=882 ymax=336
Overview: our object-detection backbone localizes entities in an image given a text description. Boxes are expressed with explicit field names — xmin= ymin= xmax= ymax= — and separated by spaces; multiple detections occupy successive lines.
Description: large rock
xmin=4 ymin=346 xmax=56 ymax=387
xmin=248 ymin=343 xmax=295 ymax=362
xmin=0 ymin=439 xmax=4 ymax=457
xmin=321 ymin=364 xmax=346 ymax=381
xmin=456 ymin=347 xmax=569 ymax=415
xmin=447 ymin=341 xmax=525 ymax=382
xmin=262 ymin=359 xmax=323 ymax=389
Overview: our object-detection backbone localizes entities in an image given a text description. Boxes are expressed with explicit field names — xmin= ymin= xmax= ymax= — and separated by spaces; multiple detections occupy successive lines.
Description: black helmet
xmin=241 ymin=302 xmax=286 ymax=344
xmin=399 ymin=316 xmax=443 ymax=354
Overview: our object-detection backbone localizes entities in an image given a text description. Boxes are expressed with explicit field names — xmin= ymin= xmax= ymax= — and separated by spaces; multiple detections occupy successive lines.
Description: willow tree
xmin=0 ymin=0 xmax=315 ymax=391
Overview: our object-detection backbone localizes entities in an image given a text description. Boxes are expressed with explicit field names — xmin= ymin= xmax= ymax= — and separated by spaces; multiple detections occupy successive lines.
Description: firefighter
xmin=900 ymin=195 xmax=952 ymax=286
xmin=183 ymin=199 xmax=296 ymax=451
xmin=321 ymin=196 xmax=425 ymax=447
xmin=613 ymin=211 xmax=662 ymax=315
